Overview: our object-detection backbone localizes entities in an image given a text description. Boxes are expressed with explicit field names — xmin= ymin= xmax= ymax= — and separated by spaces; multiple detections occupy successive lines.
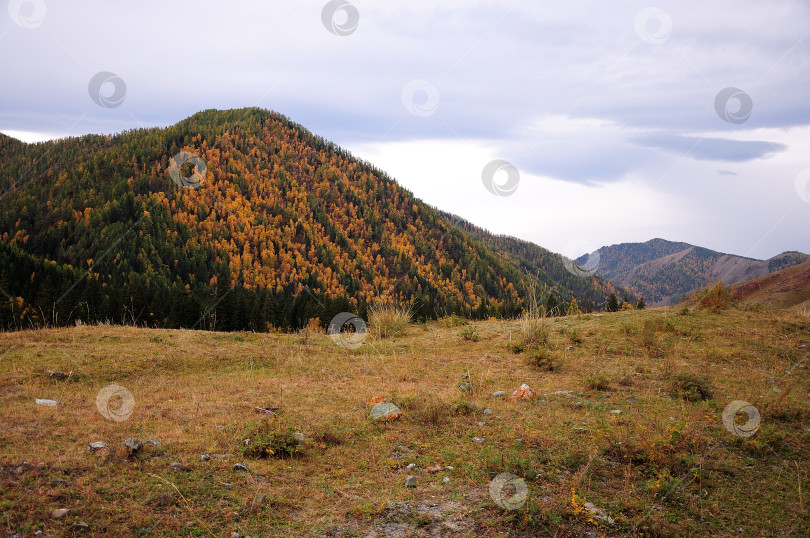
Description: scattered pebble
xmin=406 ymin=463 xmax=415 ymax=471
xmin=477 ymin=421 xmax=486 ymax=427
xmin=459 ymin=382 xmax=472 ymax=392
xmin=70 ymin=522 xmax=90 ymax=531
xmin=626 ymin=397 xmax=637 ymax=404
xmin=294 ymin=432 xmax=305 ymax=442
xmin=145 ymin=439 xmax=160 ymax=447
xmin=566 ymin=346 xmax=573 ymax=351
xmin=611 ymin=409 xmax=622 ymax=415
xmin=200 ymin=454 xmax=211 ymax=461
xmin=35 ymin=399 xmax=59 ymax=406
xmin=170 ymin=462 xmax=183 ymax=468
xmin=233 ymin=463 xmax=249 ymax=472
xmin=445 ymin=466 xmax=454 ymax=471
xmin=52 ymin=508 xmax=69 ymax=519
xmin=88 ymin=441 xmax=108 ymax=451
xmin=364 ymin=369 xmax=371 ymax=374
xmin=483 ymin=408 xmax=492 ymax=415
xmin=443 ymin=477 xmax=450 ymax=483
xmin=460 ymin=374 xmax=469 ymax=380
xmin=471 ymin=437 xmax=484 ymax=443
xmin=550 ymin=390 xmax=574 ymax=397
xmin=491 ymin=391 xmax=506 ymax=398
xmin=405 ymin=475 xmax=417 ymax=488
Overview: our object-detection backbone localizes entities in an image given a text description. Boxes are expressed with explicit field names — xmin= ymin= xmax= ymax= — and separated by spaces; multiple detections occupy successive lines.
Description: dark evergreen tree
xmin=606 ymin=293 xmax=619 ymax=312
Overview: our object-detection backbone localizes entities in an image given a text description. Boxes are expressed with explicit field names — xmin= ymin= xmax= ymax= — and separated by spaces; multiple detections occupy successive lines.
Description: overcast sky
xmin=2 ymin=0 xmax=809 ymax=260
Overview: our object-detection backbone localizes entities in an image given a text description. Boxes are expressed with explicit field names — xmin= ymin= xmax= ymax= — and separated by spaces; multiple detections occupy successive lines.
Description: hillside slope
xmin=588 ymin=238 xmax=809 ymax=306
xmin=0 ymin=108 xmax=621 ymax=330
xmin=730 ymin=259 xmax=810 ymax=312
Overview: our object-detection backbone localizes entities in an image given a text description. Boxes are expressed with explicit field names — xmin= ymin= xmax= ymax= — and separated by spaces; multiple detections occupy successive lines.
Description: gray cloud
xmin=630 ymin=133 xmax=788 ymax=162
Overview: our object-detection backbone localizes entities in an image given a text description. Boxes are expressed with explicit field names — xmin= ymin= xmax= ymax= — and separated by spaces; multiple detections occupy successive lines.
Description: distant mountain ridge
xmin=583 ymin=238 xmax=809 ymax=306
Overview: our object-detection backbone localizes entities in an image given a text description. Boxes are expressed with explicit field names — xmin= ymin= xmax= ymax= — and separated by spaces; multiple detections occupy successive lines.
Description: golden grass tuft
xmin=368 ymin=302 xmax=413 ymax=338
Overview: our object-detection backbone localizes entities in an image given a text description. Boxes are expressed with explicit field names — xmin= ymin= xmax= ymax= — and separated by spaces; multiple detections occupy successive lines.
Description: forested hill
xmin=437 ymin=211 xmax=629 ymax=312
xmin=0 ymin=108 xmax=620 ymax=331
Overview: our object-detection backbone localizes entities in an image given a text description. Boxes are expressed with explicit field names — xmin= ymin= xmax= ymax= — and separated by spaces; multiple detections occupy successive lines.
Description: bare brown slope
xmin=730 ymin=260 xmax=810 ymax=312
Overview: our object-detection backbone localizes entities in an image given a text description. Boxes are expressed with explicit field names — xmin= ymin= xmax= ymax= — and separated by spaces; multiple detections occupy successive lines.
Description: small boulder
xmin=471 ymin=436 xmax=484 ymax=443
xmin=200 ymin=454 xmax=211 ymax=461
xmin=52 ymin=508 xmax=70 ymax=519
xmin=124 ymin=438 xmax=142 ymax=455
xmin=491 ymin=391 xmax=506 ymax=398
xmin=510 ymin=384 xmax=537 ymax=401
xmin=583 ymin=502 xmax=615 ymax=525
xmin=405 ymin=476 xmax=417 ymax=488
xmin=169 ymin=462 xmax=183 ymax=469
xmin=483 ymin=408 xmax=492 ymax=415
xmin=145 ymin=439 xmax=160 ymax=447
xmin=459 ymin=382 xmax=472 ymax=392
xmin=233 ymin=463 xmax=249 ymax=472
xmin=443 ymin=476 xmax=450 ymax=483
xmin=35 ymin=398 xmax=59 ymax=406
xmin=370 ymin=402 xmax=403 ymax=421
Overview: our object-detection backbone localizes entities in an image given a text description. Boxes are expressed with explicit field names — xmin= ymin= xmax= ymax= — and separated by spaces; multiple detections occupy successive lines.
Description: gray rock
xmin=52 ymin=508 xmax=70 ymax=518
xmin=405 ymin=475 xmax=417 ymax=488
xmin=169 ymin=462 xmax=183 ymax=468
xmin=405 ymin=463 xmax=415 ymax=470
xmin=233 ymin=463 xmax=249 ymax=472
xmin=200 ymin=454 xmax=211 ymax=461
xmin=88 ymin=441 xmax=108 ymax=451
xmin=491 ymin=391 xmax=506 ymax=398
xmin=145 ymin=439 xmax=160 ymax=447
xmin=459 ymin=382 xmax=472 ymax=392
xmin=124 ymin=438 xmax=142 ymax=454
xmin=442 ymin=476 xmax=450 ymax=483
xmin=370 ymin=402 xmax=403 ymax=420
xmin=471 ymin=437 xmax=484 ymax=443
xmin=483 ymin=408 xmax=492 ymax=415
xmin=610 ymin=409 xmax=622 ymax=414
xmin=35 ymin=398 xmax=59 ymax=406
xmin=70 ymin=522 xmax=90 ymax=531
xmin=460 ymin=374 xmax=469 ymax=379
xmin=477 ymin=421 xmax=486 ymax=427
xmin=566 ymin=346 xmax=573 ymax=351
xmin=626 ymin=397 xmax=637 ymax=404
xmin=583 ymin=502 xmax=615 ymax=525
xmin=445 ymin=466 xmax=454 ymax=470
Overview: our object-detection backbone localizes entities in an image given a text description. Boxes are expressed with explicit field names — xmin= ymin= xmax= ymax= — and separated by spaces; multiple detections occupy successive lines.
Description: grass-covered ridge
xmin=1 ymin=306 xmax=808 ymax=536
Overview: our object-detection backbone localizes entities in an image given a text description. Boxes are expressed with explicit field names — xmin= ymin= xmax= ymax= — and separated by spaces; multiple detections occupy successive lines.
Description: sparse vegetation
xmin=671 ymin=373 xmax=713 ymax=402
xmin=368 ymin=302 xmax=413 ymax=338
xmin=459 ymin=325 xmax=480 ymax=341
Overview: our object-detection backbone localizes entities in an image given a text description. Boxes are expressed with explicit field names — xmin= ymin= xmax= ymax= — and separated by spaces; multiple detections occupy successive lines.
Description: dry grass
xmin=368 ymin=302 xmax=413 ymax=338
xmin=0 ymin=307 xmax=808 ymax=536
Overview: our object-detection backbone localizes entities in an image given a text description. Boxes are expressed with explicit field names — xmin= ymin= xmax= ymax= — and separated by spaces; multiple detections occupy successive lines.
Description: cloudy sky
xmin=2 ymin=0 xmax=809 ymax=260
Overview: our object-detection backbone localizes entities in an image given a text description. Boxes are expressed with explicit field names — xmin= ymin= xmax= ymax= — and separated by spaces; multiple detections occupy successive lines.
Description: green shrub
xmin=672 ymin=373 xmax=713 ymax=402
xmin=241 ymin=419 xmax=302 ymax=459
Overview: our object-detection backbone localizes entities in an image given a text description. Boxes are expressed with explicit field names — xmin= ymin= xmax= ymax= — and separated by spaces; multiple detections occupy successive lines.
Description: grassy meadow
xmin=1 ymin=305 xmax=809 ymax=536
